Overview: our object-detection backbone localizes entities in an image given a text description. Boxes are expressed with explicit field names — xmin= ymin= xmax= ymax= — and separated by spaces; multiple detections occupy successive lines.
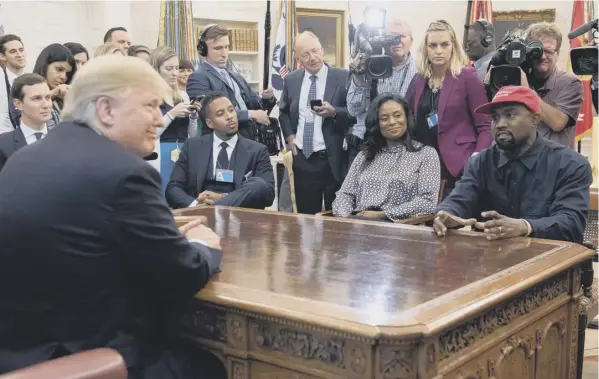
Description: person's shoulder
xmin=545 ymin=139 xmax=589 ymax=165
xmin=0 ymin=129 xmax=17 ymax=143
xmin=418 ymin=144 xmax=440 ymax=157
xmin=555 ymin=69 xmax=581 ymax=83
xmin=239 ymin=135 xmax=269 ymax=152
xmin=459 ymin=66 xmax=479 ymax=81
xmin=286 ymin=69 xmax=303 ymax=80
xmin=328 ymin=66 xmax=349 ymax=76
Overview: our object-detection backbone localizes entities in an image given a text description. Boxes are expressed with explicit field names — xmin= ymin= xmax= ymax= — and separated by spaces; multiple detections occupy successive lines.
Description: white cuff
xmin=189 ymin=200 xmax=198 ymax=207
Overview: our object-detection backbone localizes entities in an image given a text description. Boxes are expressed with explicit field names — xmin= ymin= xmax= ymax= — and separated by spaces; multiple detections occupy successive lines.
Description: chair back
xmin=0 ymin=348 xmax=127 ymax=379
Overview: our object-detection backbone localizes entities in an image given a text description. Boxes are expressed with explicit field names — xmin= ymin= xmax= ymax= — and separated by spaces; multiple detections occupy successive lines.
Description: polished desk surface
xmin=184 ymin=206 xmax=594 ymax=339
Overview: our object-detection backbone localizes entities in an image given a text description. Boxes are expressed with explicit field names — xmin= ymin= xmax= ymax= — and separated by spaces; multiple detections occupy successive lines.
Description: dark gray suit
xmin=0 ymin=128 xmax=26 ymax=172
xmin=165 ymin=134 xmax=275 ymax=210
xmin=186 ymin=62 xmax=275 ymax=126
xmin=0 ymin=122 xmax=223 ymax=379
xmin=278 ymin=65 xmax=354 ymax=214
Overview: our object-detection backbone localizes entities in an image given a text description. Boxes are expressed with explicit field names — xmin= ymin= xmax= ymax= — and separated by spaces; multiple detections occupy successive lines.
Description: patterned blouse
xmin=332 ymin=143 xmax=441 ymax=221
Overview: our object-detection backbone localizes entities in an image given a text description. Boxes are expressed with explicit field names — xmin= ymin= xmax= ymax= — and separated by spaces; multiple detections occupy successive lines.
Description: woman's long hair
xmin=93 ymin=43 xmax=122 ymax=58
xmin=149 ymin=46 xmax=183 ymax=105
xmin=361 ymin=93 xmax=421 ymax=161
xmin=416 ymin=20 xmax=467 ymax=79
xmin=33 ymin=43 xmax=77 ymax=86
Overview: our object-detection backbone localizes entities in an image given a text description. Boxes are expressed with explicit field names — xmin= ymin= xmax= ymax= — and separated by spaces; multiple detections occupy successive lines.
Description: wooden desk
xmin=172 ymin=207 xmax=595 ymax=379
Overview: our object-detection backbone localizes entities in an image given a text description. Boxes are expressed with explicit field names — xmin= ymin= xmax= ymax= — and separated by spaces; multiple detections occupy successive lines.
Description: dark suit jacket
xmin=0 ymin=122 xmax=221 ymax=375
xmin=405 ymin=67 xmax=492 ymax=179
xmin=186 ymin=62 xmax=275 ymax=123
xmin=278 ymin=65 xmax=354 ymax=183
xmin=0 ymin=127 xmax=26 ymax=172
xmin=165 ymin=134 xmax=275 ymax=209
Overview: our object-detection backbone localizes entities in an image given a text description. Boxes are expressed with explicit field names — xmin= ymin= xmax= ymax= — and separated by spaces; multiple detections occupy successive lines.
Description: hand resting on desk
xmin=433 ymin=211 xmax=477 ymax=237
xmin=434 ymin=210 xmax=530 ymax=241
xmin=179 ymin=217 xmax=222 ymax=250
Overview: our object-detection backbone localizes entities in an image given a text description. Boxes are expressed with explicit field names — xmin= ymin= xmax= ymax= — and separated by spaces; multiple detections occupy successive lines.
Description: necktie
xmin=217 ymin=142 xmax=229 ymax=170
xmin=34 ymin=132 xmax=43 ymax=141
xmin=220 ymin=70 xmax=247 ymax=111
xmin=303 ymin=75 xmax=317 ymax=158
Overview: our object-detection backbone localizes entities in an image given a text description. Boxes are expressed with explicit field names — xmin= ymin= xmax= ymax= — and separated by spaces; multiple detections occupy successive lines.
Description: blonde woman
xmin=149 ymin=46 xmax=199 ymax=190
xmin=93 ymin=43 xmax=124 ymax=58
xmin=405 ymin=20 xmax=491 ymax=194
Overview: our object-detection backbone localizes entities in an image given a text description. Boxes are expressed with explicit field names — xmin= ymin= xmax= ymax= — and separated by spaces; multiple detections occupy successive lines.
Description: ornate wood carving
xmin=179 ymin=306 xmax=227 ymax=342
xmin=488 ymin=336 xmax=534 ymax=379
xmin=426 ymin=343 xmax=436 ymax=375
xmin=250 ymin=320 xmax=345 ymax=368
xmin=569 ymin=301 xmax=580 ymax=379
xmin=227 ymin=313 xmax=247 ymax=348
xmin=232 ymin=361 xmax=245 ymax=379
xmin=349 ymin=346 xmax=367 ymax=375
xmin=438 ymin=274 xmax=568 ymax=360
xmin=380 ymin=348 xmax=414 ymax=379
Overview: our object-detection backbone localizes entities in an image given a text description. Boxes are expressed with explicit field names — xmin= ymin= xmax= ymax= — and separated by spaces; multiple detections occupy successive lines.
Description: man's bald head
xmin=384 ymin=19 xmax=413 ymax=63
xmin=294 ymin=31 xmax=324 ymax=74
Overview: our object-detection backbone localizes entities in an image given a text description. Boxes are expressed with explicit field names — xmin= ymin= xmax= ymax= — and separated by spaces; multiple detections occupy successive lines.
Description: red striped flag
xmin=569 ymin=0 xmax=595 ymax=143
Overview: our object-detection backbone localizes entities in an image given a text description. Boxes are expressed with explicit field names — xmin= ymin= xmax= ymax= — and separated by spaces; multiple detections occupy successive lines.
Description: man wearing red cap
xmin=433 ymin=86 xmax=592 ymax=243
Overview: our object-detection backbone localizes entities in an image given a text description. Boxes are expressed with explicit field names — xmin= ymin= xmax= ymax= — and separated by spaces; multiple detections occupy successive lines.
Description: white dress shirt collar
xmin=304 ymin=64 xmax=328 ymax=82
xmin=213 ymin=133 xmax=239 ymax=151
xmin=20 ymin=122 xmax=48 ymax=145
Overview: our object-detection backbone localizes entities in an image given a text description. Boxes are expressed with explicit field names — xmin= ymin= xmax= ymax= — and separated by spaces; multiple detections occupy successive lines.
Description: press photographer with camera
xmin=465 ymin=20 xmax=497 ymax=82
xmin=346 ymin=12 xmax=416 ymax=167
xmin=405 ymin=20 xmax=491 ymax=195
xmin=486 ymin=22 xmax=583 ymax=149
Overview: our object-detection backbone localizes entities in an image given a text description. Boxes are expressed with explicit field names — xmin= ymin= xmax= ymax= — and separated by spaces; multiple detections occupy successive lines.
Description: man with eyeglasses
xmin=346 ymin=18 xmax=416 ymax=167
xmin=522 ymin=22 xmax=583 ymax=149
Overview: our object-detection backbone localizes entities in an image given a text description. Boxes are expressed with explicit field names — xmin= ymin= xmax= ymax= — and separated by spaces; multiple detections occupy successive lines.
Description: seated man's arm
xmin=165 ymin=140 xmax=197 ymax=209
xmin=435 ymin=154 xmax=483 ymax=219
xmin=383 ymin=147 xmax=441 ymax=221
xmin=539 ymin=75 xmax=583 ymax=133
xmin=527 ymin=160 xmax=592 ymax=242
xmin=215 ymin=146 xmax=275 ymax=209
xmin=332 ymin=152 xmax=363 ymax=217
xmin=112 ymin=163 xmax=221 ymax=302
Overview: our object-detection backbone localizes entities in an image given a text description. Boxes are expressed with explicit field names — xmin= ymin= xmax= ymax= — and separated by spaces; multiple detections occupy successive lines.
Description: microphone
xmin=144 ymin=152 xmax=158 ymax=161
xmin=568 ymin=18 xmax=598 ymax=39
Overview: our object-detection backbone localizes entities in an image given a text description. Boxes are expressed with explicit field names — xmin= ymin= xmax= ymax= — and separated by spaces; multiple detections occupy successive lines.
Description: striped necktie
xmin=302 ymin=75 xmax=317 ymax=158
xmin=34 ymin=132 xmax=43 ymax=141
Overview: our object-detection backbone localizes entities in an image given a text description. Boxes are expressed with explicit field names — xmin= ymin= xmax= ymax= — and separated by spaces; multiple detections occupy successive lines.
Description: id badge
xmin=170 ymin=147 xmax=180 ymax=163
xmin=215 ymin=169 xmax=234 ymax=183
xmin=427 ymin=113 xmax=438 ymax=129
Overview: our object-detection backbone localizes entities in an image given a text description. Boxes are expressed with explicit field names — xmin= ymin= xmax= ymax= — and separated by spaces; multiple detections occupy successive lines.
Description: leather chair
xmin=0 ymin=348 xmax=127 ymax=379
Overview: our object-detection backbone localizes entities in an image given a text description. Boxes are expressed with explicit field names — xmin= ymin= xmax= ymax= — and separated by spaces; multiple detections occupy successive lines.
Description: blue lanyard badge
xmin=215 ymin=169 xmax=234 ymax=183
xmin=427 ymin=112 xmax=438 ymax=129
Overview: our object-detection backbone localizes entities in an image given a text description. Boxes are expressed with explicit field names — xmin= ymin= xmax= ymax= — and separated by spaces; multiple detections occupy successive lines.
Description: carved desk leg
xmin=577 ymin=260 xmax=595 ymax=379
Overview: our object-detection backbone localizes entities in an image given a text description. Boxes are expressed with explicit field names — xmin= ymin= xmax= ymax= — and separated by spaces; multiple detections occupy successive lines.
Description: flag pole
xmin=263 ymin=0 xmax=272 ymax=91
xmin=463 ymin=0 xmax=473 ymax=48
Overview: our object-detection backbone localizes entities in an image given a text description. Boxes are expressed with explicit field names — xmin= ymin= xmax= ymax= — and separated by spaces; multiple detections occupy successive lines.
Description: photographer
xmin=524 ymin=22 xmax=583 ymax=148
xmin=346 ymin=18 xmax=416 ymax=166
xmin=465 ymin=20 xmax=497 ymax=82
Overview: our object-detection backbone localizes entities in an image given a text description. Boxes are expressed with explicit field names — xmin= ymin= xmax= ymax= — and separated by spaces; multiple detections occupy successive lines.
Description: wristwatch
xmin=523 ymin=219 xmax=533 ymax=237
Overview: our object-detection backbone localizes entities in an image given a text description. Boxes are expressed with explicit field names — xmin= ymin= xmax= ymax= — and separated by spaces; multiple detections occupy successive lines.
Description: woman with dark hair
xmin=178 ymin=58 xmax=194 ymax=90
xmin=63 ymin=42 xmax=89 ymax=70
xmin=33 ymin=43 xmax=77 ymax=127
xmin=332 ymin=93 xmax=441 ymax=221
xmin=128 ymin=45 xmax=151 ymax=61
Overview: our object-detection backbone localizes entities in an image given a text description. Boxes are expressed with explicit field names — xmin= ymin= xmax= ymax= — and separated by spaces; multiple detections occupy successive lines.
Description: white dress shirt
xmin=212 ymin=133 xmax=238 ymax=174
xmin=0 ymin=69 xmax=19 ymax=135
xmin=294 ymin=64 xmax=328 ymax=152
xmin=188 ymin=133 xmax=239 ymax=208
xmin=19 ymin=122 xmax=48 ymax=145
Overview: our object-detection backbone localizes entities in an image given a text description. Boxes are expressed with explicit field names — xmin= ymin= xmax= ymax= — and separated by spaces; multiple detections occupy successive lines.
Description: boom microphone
xmin=568 ymin=19 xmax=598 ymax=39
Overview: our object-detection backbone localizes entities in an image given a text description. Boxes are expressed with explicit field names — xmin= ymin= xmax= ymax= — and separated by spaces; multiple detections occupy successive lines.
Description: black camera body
xmin=486 ymin=35 xmax=543 ymax=99
xmin=350 ymin=23 xmax=401 ymax=80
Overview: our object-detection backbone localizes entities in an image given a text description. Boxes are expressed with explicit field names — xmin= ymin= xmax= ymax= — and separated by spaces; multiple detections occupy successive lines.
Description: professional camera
xmin=568 ymin=18 xmax=597 ymax=76
xmin=487 ymin=33 xmax=544 ymax=95
xmin=349 ymin=7 xmax=401 ymax=80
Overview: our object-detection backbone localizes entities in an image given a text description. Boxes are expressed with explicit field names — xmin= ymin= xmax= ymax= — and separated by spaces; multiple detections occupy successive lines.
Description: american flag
xmin=270 ymin=0 xmax=296 ymax=100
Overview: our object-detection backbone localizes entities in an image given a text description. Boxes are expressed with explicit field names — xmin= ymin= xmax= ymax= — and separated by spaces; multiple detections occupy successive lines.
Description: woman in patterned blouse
xmin=333 ymin=93 xmax=441 ymax=222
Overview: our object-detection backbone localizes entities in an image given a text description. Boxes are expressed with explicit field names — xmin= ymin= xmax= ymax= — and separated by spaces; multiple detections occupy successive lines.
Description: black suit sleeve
xmin=165 ymin=139 xmax=197 ymax=209
xmin=278 ymin=78 xmax=293 ymax=139
xmin=111 ymin=163 xmax=221 ymax=302
xmin=0 ymin=151 xmax=6 ymax=173
xmin=186 ymin=71 xmax=212 ymax=100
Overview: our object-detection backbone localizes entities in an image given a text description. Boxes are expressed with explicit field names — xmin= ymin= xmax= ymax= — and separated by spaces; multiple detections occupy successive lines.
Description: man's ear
xmin=13 ymin=98 xmax=23 ymax=112
xmin=95 ymin=97 xmax=116 ymax=127
xmin=205 ymin=118 xmax=214 ymax=130
xmin=531 ymin=112 xmax=541 ymax=128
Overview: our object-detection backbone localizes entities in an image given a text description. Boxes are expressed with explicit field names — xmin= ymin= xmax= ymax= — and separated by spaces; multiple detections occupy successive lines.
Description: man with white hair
xmin=0 ymin=55 xmax=225 ymax=379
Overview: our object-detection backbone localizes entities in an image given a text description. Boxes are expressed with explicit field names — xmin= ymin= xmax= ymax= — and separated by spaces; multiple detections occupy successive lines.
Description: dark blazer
xmin=0 ymin=122 xmax=221 ymax=376
xmin=166 ymin=133 xmax=275 ymax=209
xmin=278 ymin=65 xmax=355 ymax=183
xmin=405 ymin=67 xmax=492 ymax=178
xmin=0 ymin=127 xmax=26 ymax=172
xmin=186 ymin=61 xmax=276 ymax=123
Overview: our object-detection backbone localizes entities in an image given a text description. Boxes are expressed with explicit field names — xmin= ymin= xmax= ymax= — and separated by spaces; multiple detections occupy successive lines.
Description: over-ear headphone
xmin=197 ymin=23 xmax=218 ymax=57
xmin=476 ymin=19 xmax=495 ymax=48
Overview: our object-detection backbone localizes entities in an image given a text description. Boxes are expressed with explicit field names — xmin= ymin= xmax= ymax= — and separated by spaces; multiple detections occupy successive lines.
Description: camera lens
xmin=368 ymin=59 xmax=387 ymax=78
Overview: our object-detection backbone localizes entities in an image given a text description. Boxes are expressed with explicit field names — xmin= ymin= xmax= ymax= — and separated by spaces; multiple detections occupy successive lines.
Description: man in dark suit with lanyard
xmin=279 ymin=31 xmax=355 ymax=214
xmin=187 ymin=24 xmax=276 ymax=138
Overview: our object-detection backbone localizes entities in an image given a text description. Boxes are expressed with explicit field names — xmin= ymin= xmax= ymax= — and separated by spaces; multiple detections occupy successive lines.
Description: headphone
xmin=197 ymin=23 xmax=218 ymax=57
xmin=476 ymin=19 xmax=495 ymax=47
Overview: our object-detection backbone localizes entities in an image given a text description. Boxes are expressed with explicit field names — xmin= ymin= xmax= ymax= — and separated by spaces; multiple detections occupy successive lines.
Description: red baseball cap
xmin=475 ymin=86 xmax=541 ymax=114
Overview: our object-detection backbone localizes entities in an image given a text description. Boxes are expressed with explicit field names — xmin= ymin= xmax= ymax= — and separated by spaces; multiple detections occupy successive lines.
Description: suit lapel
xmin=413 ymin=78 xmax=426 ymax=114
xmin=13 ymin=128 xmax=26 ymax=151
xmin=437 ymin=70 xmax=456 ymax=125
xmin=196 ymin=134 xmax=214 ymax=193
xmin=290 ymin=69 xmax=304 ymax=113
xmin=233 ymin=138 xmax=249 ymax=188
xmin=323 ymin=67 xmax=338 ymax=103
xmin=203 ymin=62 xmax=233 ymax=91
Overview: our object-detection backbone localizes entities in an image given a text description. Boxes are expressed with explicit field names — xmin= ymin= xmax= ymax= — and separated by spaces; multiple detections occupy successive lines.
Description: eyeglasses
xmin=543 ymin=49 xmax=557 ymax=57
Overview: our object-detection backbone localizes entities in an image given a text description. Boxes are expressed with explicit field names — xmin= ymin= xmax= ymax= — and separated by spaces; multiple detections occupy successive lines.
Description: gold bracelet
xmin=523 ymin=219 xmax=533 ymax=237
